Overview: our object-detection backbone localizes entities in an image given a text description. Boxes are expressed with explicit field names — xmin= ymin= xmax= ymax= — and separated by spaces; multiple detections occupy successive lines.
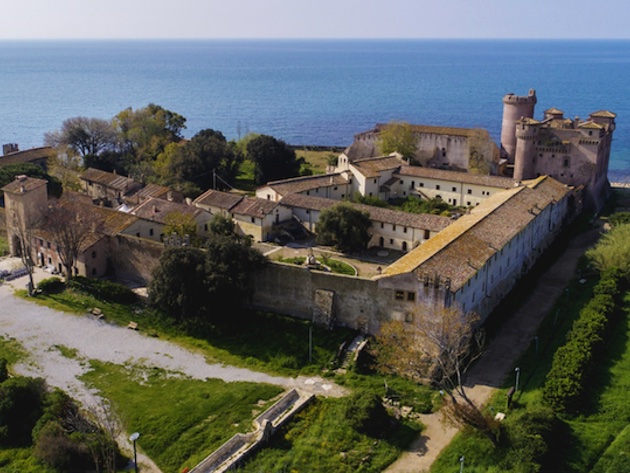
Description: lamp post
xmin=459 ymin=455 xmax=465 ymax=473
xmin=129 ymin=432 xmax=140 ymax=473
xmin=515 ymin=367 xmax=521 ymax=392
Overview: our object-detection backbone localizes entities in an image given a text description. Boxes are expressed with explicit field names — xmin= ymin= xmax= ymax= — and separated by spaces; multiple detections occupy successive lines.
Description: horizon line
xmin=1 ymin=37 xmax=629 ymax=41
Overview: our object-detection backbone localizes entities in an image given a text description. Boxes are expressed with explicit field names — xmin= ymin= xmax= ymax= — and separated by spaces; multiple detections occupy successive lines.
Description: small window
xmin=136 ymin=233 xmax=140 ymax=238
xmin=407 ymin=291 xmax=416 ymax=302
xmin=452 ymin=187 xmax=457 ymax=192
xmin=393 ymin=225 xmax=396 ymax=231
xmin=436 ymin=185 xmax=441 ymax=190
xmin=467 ymin=189 xmax=472 ymax=195
xmin=403 ymin=227 xmax=407 ymax=233
xmin=91 ymin=251 xmax=97 ymax=259
xmin=204 ymin=224 xmax=208 ymax=231
xmin=47 ymin=242 xmax=51 ymax=249
xmin=424 ymin=229 xmax=430 ymax=239
xmin=333 ymin=186 xmax=338 ymax=190
xmin=380 ymin=222 xmax=384 ymax=229
xmin=251 ymin=217 xmax=255 ymax=223
xmin=400 ymin=180 xmax=403 ymax=185
xmin=149 ymin=228 xmax=154 ymax=236
xmin=390 ymin=239 xmax=393 ymax=244
xmin=306 ymin=191 xmax=310 ymax=195
xmin=419 ymin=182 xmax=424 ymax=188
xmin=395 ymin=290 xmax=404 ymax=300
xmin=373 ymin=179 xmax=377 ymax=184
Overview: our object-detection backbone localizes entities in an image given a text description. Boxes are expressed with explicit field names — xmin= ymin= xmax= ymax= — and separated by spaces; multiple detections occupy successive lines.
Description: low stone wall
xmin=189 ymin=389 xmax=313 ymax=473
xmin=108 ymin=234 xmax=163 ymax=285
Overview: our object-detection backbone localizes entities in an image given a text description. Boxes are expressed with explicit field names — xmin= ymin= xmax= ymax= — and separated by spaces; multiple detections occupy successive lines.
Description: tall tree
xmin=6 ymin=205 xmax=38 ymax=295
xmin=316 ymin=203 xmax=371 ymax=253
xmin=45 ymin=199 xmax=104 ymax=280
xmin=373 ymin=306 xmax=498 ymax=446
xmin=377 ymin=121 xmax=417 ymax=161
xmin=44 ymin=117 xmax=116 ymax=158
xmin=246 ymin=134 xmax=302 ymax=184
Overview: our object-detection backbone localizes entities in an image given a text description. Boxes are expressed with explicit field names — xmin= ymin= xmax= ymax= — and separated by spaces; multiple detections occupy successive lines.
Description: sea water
xmin=1 ymin=39 xmax=629 ymax=180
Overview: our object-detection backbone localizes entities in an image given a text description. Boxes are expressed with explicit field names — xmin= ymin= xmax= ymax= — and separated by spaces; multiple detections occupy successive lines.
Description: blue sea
xmin=1 ymin=39 xmax=630 ymax=181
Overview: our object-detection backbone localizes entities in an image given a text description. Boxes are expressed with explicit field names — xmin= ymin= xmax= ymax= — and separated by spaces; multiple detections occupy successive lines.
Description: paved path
xmin=385 ymin=225 xmax=602 ymax=473
xmin=0 ymin=263 xmax=347 ymax=472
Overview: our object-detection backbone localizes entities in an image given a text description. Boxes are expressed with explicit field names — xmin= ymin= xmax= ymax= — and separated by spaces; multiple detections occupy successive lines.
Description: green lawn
xmin=81 ymin=360 xmax=283 ymax=472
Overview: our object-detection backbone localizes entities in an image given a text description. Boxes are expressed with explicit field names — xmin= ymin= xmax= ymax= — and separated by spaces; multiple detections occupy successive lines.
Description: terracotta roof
xmin=264 ymin=173 xmax=349 ymax=196
xmin=0 ymin=146 xmax=53 ymax=168
xmin=382 ymin=179 xmax=571 ymax=291
xmin=396 ymin=166 xmax=516 ymax=189
xmin=350 ymin=155 xmax=405 ymax=178
xmin=129 ymin=183 xmax=172 ymax=201
xmin=132 ymin=197 xmax=203 ymax=225
xmin=545 ymin=108 xmax=564 ymax=115
xmin=231 ymin=197 xmax=278 ymax=218
xmin=578 ymin=121 xmax=605 ymax=130
xmin=280 ymin=193 xmax=451 ymax=231
xmin=590 ymin=110 xmax=616 ymax=119
xmin=1 ymin=175 xmax=47 ymax=194
xmin=80 ymin=168 xmax=138 ymax=192
xmin=193 ymin=189 xmax=244 ymax=210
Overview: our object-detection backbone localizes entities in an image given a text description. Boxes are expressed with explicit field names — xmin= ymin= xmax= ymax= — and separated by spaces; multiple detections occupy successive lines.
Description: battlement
xmin=503 ymin=89 xmax=537 ymax=105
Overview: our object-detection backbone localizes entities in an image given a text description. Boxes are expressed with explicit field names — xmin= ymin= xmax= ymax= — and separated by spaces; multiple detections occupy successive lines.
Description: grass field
xmin=81 ymin=360 xmax=283 ymax=472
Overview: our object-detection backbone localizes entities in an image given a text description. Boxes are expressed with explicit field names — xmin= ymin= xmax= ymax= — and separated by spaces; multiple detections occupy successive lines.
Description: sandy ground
xmin=0 ymin=260 xmax=347 ymax=472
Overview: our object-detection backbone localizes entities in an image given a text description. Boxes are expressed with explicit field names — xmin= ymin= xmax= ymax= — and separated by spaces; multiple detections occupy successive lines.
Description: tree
xmin=45 ymin=198 xmax=104 ymax=280
xmin=163 ymin=211 xmax=199 ymax=245
xmin=0 ymin=163 xmax=62 ymax=204
xmin=316 ymin=203 xmax=371 ymax=252
xmin=373 ymin=306 xmax=498 ymax=446
xmin=246 ymin=134 xmax=302 ymax=184
xmin=585 ymin=223 xmax=630 ymax=278
xmin=468 ymin=129 xmax=499 ymax=175
xmin=148 ymin=215 xmax=267 ymax=322
xmin=7 ymin=205 xmax=38 ymax=295
xmin=148 ymin=247 xmax=207 ymax=321
xmin=377 ymin=121 xmax=417 ymax=160
xmin=44 ymin=116 xmax=117 ymax=159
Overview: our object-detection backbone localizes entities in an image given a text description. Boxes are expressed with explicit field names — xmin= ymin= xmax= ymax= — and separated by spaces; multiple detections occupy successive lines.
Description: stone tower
xmin=513 ymin=118 xmax=540 ymax=182
xmin=1 ymin=175 xmax=48 ymax=256
xmin=501 ymin=89 xmax=537 ymax=163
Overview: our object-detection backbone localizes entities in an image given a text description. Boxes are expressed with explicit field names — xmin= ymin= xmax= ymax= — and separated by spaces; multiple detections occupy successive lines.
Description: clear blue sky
xmin=4 ymin=0 xmax=630 ymax=40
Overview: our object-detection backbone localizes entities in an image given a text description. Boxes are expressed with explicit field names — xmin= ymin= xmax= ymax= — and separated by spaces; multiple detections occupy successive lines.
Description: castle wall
xmin=108 ymin=234 xmax=163 ymax=285
xmin=501 ymin=90 xmax=537 ymax=163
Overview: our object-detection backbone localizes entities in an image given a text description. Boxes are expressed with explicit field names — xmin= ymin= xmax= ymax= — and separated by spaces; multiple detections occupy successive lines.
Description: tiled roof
xmin=193 ymin=189 xmax=244 ymax=210
xmin=80 ymin=168 xmax=138 ymax=192
xmin=132 ymin=197 xmax=203 ymax=224
xmin=578 ymin=121 xmax=604 ymax=130
xmin=231 ymin=197 xmax=278 ymax=218
xmin=590 ymin=110 xmax=616 ymax=118
xmin=280 ymin=194 xmax=451 ymax=231
xmin=382 ymin=179 xmax=571 ymax=291
xmin=396 ymin=166 xmax=516 ymax=188
xmin=264 ymin=173 xmax=349 ymax=196
xmin=129 ymin=183 xmax=172 ymax=201
xmin=0 ymin=146 xmax=53 ymax=168
xmin=350 ymin=155 xmax=405 ymax=178
xmin=544 ymin=108 xmax=564 ymax=115
xmin=1 ymin=175 xmax=47 ymax=194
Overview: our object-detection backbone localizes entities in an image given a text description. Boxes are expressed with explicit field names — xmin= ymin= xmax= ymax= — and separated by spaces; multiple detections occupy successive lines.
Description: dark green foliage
xmin=148 ymin=247 xmax=207 ymax=321
xmin=148 ymin=224 xmax=267 ymax=322
xmin=394 ymin=195 xmax=457 ymax=215
xmin=608 ymin=212 xmax=630 ymax=228
xmin=69 ymin=276 xmax=137 ymax=304
xmin=501 ymin=407 xmax=561 ymax=472
xmin=343 ymin=392 xmax=390 ymax=437
xmin=246 ymin=134 xmax=302 ymax=184
xmin=316 ymin=203 xmax=371 ymax=252
xmin=0 ymin=376 xmax=46 ymax=446
xmin=37 ymin=277 xmax=65 ymax=295
xmin=0 ymin=359 xmax=7 ymax=384
xmin=33 ymin=421 xmax=92 ymax=472
xmin=0 ymin=162 xmax=62 ymax=201
xmin=543 ymin=271 xmax=622 ymax=412
xmin=351 ymin=193 xmax=388 ymax=207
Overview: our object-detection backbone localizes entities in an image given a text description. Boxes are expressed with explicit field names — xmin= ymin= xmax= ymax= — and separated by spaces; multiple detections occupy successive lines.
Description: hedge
xmin=543 ymin=269 xmax=622 ymax=412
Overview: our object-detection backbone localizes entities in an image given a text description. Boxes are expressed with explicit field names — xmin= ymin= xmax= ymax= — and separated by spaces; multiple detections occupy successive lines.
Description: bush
xmin=37 ymin=277 xmax=65 ymax=294
xmin=69 ymin=276 xmax=136 ymax=304
xmin=343 ymin=392 xmax=390 ymax=437
xmin=33 ymin=421 xmax=92 ymax=472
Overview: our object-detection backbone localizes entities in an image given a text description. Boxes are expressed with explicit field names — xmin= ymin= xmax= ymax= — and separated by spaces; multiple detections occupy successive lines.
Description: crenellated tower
xmin=513 ymin=118 xmax=540 ymax=182
xmin=501 ymin=89 xmax=537 ymax=164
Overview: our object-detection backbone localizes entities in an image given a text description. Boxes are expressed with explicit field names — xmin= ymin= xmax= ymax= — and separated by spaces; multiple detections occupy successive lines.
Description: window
xmin=424 ymin=229 xmax=430 ymax=239
xmin=400 ymin=180 xmax=403 ymax=184
xmin=407 ymin=291 xmax=415 ymax=301
xmin=149 ymin=228 xmax=154 ymax=236
xmin=380 ymin=222 xmax=384 ymax=229
xmin=373 ymin=179 xmax=377 ymax=184
xmin=452 ymin=187 xmax=457 ymax=192
xmin=395 ymin=290 xmax=404 ymax=300
xmin=467 ymin=189 xmax=472 ymax=195
xmin=390 ymin=239 xmax=393 ymax=244
xmin=393 ymin=225 xmax=396 ymax=231
xmin=419 ymin=182 xmax=424 ymax=187
xmin=251 ymin=217 xmax=256 ymax=223
xmin=91 ymin=251 xmax=96 ymax=259
xmin=306 ymin=191 xmax=310 ymax=195
xmin=436 ymin=184 xmax=441 ymax=190
xmin=47 ymin=242 xmax=51 ymax=249
xmin=136 ymin=233 xmax=140 ymax=238
xmin=403 ymin=227 xmax=407 ymax=233
xmin=204 ymin=223 xmax=208 ymax=231
xmin=334 ymin=186 xmax=338 ymax=190
xmin=563 ymin=158 xmax=570 ymax=167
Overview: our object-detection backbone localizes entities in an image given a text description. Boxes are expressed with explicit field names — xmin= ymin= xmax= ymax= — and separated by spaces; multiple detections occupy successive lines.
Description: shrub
xmin=69 ymin=276 xmax=137 ymax=304
xmin=343 ymin=392 xmax=390 ymax=437
xmin=37 ymin=277 xmax=65 ymax=294
xmin=33 ymin=421 xmax=92 ymax=472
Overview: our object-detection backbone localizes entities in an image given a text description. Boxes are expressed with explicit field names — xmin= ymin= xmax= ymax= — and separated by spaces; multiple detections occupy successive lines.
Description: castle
xmin=1 ymin=89 xmax=616 ymax=334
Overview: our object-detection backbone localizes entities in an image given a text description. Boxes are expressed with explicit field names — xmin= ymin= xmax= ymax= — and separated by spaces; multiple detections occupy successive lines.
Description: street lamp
xmin=515 ymin=367 xmax=521 ymax=392
xmin=129 ymin=432 xmax=140 ymax=473
xmin=459 ymin=455 xmax=465 ymax=473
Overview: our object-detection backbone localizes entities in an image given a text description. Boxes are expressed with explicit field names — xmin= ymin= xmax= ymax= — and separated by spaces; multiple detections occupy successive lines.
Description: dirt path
xmin=385 ymin=225 xmax=602 ymax=473
xmin=0 ymin=264 xmax=347 ymax=472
